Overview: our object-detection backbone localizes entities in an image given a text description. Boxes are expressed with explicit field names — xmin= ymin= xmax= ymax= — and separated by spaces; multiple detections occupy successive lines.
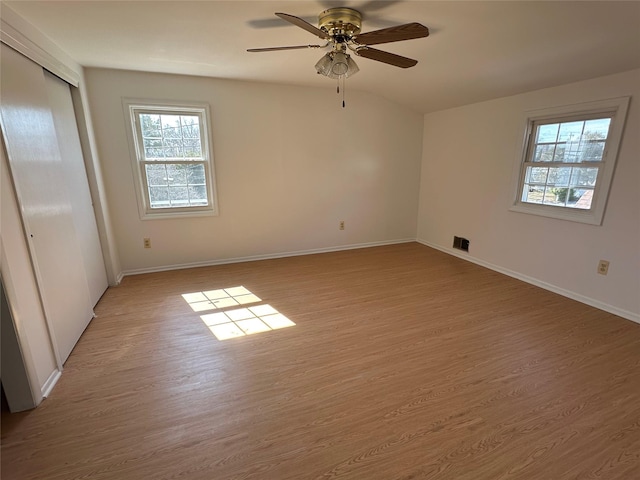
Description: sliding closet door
xmin=0 ymin=44 xmax=93 ymax=364
xmin=43 ymin=70 xmax=108 ymax=306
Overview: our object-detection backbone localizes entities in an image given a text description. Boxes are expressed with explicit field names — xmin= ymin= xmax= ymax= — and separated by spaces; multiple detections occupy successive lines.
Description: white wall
xmin=84 ymin=69 xmax=424 ymax=273
xmin=417 ymin=69 xmax=640 ymax=321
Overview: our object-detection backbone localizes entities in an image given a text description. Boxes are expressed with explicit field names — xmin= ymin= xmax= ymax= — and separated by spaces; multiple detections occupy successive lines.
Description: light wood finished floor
xmin=2 ymin=243 xmax=639 ymax=479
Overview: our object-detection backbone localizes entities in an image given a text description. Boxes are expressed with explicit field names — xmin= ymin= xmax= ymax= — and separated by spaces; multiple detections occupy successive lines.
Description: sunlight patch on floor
xmin=202 ymin=304 xmax=295 ymax=340
xmin=182 ymin=287 xmax=295 ymax=340
xmin=182 ymin=286 xmax=261 ymax=312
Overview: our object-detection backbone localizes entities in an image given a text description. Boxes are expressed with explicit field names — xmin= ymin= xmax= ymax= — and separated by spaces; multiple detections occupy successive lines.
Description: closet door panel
xmin=44 ymin=70 xmax=108 ymax=306
xmin=0 ymin=44 xmax=93 ymax=364
xmin=1 ymin=139 xmax=58 ymax=393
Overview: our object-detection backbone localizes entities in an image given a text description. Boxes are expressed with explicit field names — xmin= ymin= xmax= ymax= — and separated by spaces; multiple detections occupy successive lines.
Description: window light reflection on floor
xmin=182 ymin=286 xmax=261 ymax=312
xmin=181 ymin=286 xmax=295 ymax=341
xmin=202 ymin=305 xmax=295 ymax=340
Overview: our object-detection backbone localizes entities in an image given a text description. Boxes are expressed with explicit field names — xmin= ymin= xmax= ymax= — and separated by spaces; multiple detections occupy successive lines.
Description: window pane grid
xmin=138 ymin=113 xmax=203 ymax=161
xmin=127 ymin=102 xmax=220 ymax=217
xmin=144 ymin=161 xmax=209 ymax=209
xmin=530 ymin=117 xmax=611 ymax=164
xmin=128 ymin=103 xmax=215 ymax=215
xmin=521 ymin=163 xmax=598 ymax=209
xmin=520 ymin=116 xmax=611 ymax=211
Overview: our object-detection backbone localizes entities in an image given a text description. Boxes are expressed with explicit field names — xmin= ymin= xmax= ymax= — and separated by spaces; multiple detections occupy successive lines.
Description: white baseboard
xmin=41 ymin=368 xmax=62 ymax=399
xmin=121 ymin=238 xmax=415 ymax=277
xmin=416 ymin=239 xmax=640 ymax=325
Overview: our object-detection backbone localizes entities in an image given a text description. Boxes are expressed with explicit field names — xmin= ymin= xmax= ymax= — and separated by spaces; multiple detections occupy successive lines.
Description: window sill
xmin=140 ymin=207 xmax=217 ymax=221
xmin=509 ymin=203 xmax=602 ymax=226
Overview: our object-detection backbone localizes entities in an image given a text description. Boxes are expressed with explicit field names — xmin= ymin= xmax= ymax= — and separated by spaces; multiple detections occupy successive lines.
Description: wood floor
xmin=2 ymin=243 xmax=639 ymax=479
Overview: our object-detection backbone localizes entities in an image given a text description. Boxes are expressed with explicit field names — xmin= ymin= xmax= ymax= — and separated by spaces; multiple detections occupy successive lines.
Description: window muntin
xmin=511 ymin=97 xmax=629 ymax=225
xmin=125 ymin=101 xmax=217 ymax=218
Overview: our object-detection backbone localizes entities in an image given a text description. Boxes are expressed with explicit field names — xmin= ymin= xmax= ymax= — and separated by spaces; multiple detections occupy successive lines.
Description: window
xmin=124 ymin=100 xmax=217 ymax=219
xmin=511 ymin=97 xmax=629 ymax=225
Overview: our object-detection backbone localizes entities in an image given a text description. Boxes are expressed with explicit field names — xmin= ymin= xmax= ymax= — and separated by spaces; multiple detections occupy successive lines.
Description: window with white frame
xmin=124 ymin=100 xmax=217 ymax=219
xmin=511 ymin=97 xmax=629 ymax=225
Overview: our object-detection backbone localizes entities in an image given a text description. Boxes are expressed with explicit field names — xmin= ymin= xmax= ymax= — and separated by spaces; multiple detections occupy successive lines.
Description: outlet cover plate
xmin=597 ymin=260 xmax=609 ymax=275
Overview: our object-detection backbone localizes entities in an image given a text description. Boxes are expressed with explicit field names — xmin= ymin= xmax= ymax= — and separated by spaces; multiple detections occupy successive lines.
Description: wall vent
xmin=453 ymin=236 xmax=470 ymax=252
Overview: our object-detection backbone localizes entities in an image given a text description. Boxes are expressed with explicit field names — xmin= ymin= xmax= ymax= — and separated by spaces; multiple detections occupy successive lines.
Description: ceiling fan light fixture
xmin=314 ymin=53 xmax=333 ymax=76
xmin=315 ymin=51 xmax=359 ymax=79
xmin=330 ymin=51 xmax=349 ymax=76
xmin=346 ymin=55 xmax=359 ymax=77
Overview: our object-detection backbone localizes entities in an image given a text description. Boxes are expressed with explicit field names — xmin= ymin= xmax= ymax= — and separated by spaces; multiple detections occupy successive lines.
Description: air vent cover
xmin=453 ymin=236 xmax=470 ymax=252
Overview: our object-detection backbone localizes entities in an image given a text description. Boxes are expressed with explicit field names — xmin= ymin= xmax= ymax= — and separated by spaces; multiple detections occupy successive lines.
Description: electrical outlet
xmin=339 ymin=221 xmax=345 ymax=230
xmin=143 ymin=238 xmax=151 ymax=249
xmin=597 ymin=260 xmax=609 ymax=275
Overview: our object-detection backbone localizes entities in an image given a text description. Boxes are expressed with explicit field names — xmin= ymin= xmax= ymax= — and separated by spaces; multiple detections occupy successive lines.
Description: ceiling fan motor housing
xmin=318 ymin=8 xmax=362 ymax=41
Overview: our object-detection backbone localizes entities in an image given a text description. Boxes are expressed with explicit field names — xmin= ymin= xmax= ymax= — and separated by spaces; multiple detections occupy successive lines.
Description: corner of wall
xmin=71 ymin=71 xmax=123 ymax=285
xmin=415 ymin=240 xmax=639 ymax=325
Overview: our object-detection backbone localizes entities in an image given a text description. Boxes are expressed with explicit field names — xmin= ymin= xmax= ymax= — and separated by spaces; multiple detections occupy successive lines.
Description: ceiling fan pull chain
xmin=342 ymin=76 xmax=346 ymax=108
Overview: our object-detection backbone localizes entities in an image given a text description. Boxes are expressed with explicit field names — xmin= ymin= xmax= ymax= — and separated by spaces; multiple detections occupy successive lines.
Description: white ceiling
xmin=5 ymin=1 xmax=640 ymax=113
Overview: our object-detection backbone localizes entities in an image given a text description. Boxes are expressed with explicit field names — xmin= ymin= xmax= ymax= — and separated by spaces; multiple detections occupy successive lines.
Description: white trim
xmin=416 ymin=239 xmax=639 ymax=325
xmin=41 ymin=369 xmax=62 ymax=399
xmin=509 ymin=202 xmax=601 ymax=224
xmin=509 ymin=96 xmax=630 ymax=226
xmin=122 ymin=239 xmax=416 ymax=276
xmin=0 ymin=4 xmax=80 ymax=86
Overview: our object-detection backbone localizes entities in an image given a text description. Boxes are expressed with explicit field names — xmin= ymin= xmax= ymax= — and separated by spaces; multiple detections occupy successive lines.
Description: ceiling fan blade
xmin=247 ymin=45 xmax=324 ymax=52
xmin=355 ymin=47 xmax=418 ymax=68
xmin=275 ymin=12 xmax=330 ymax=40
xmin=248 ymin=15 xmax=317 ymax=29
xmin=355 ymin=23 xmax=429 ymax=46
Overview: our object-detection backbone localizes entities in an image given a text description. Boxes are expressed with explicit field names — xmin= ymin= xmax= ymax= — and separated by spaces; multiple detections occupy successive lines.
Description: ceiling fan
xmin=248 ymin=7 xmax=429 ymax=88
